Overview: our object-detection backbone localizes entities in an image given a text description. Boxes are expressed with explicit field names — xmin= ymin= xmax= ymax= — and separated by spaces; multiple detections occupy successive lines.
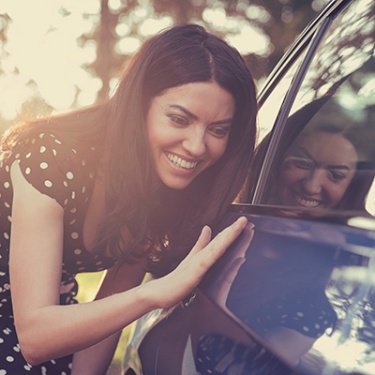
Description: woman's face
xmin=146 ymin=81 xmax=235 ymax=190
xmin=277 ymin=130 xmax=358 ymax=208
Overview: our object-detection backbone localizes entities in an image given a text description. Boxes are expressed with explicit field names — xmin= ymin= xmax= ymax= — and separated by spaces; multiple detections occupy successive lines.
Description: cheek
xmin=281 ymin=168 xmax=305 ymax=187
xmin=330 ymin=181 xmax=352 ymax=202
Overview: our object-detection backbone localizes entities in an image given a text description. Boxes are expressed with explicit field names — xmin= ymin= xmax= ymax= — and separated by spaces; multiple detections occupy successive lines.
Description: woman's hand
xmin=142 ymin=216 xmax=248 ymax=310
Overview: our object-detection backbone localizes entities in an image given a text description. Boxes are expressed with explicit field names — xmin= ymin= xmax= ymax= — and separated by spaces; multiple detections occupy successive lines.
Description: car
xmin=122 ymin=0 xmax=375 ymax=374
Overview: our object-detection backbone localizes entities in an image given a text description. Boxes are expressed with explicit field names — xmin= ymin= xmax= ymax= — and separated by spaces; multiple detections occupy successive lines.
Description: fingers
xmin=189 ymin=225 xmax=212 ymax=256
xmin=188 ymin=216 xmax=248 ymax=260
xmin=216 ymin=216 xmax=248 ymax=245
xmin=204 ymin=216 xmax=248 ymax=258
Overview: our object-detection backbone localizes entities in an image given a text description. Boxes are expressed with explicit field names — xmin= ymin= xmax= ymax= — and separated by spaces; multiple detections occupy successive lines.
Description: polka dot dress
xmin=242 ymin=289 xmax=337 ymax=339
xmin=0 ymin=132 xmax=116 ymax=374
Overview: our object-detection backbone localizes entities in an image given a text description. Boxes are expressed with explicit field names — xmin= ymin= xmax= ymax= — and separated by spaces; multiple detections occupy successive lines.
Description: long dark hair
xmin=2 ymin=24 xmax=257 ymax=275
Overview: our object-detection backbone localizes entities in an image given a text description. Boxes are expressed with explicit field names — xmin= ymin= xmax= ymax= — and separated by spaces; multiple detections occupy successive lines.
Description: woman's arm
xmin=10 ymin=161 xmax=248 ymax=366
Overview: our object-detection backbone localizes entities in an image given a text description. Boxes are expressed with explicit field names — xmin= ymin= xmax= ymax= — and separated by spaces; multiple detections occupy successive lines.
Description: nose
xmin=182 ymin=127 xmax=206 ymax=157
xmin=302 ymin=168 xmax=325 ymax=195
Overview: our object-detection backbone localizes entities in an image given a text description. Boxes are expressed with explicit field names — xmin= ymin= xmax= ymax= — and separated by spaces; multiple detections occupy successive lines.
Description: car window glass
xmin=256 ymin=49 xmax=308 ymax=144
xmin=264 ymin=0 xmax=375 ymax=215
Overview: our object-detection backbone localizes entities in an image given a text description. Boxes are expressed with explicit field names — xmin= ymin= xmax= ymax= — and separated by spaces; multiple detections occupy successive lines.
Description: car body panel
xmin=122 ymin=0 xmax=375 ymax=373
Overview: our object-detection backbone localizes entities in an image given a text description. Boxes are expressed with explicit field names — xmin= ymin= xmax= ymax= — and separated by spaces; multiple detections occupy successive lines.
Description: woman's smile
xmin=165 ymin=152 xmax=199 ymax=170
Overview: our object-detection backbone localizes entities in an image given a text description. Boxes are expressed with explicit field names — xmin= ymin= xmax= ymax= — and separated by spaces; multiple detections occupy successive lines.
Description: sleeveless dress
xmin=0 ymin=131 xmax=116 ymax=374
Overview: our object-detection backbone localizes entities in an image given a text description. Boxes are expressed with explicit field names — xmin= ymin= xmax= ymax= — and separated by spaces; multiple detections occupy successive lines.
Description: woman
xmin=255 ymin=97 xmax=375 ymax=212
xmin=0 ymin=24 xmax=256 ymax=374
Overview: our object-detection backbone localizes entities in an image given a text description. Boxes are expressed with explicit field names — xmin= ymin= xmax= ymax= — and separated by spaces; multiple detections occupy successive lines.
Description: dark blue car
xmin=123 ymin=0 xmax=375 ymax=373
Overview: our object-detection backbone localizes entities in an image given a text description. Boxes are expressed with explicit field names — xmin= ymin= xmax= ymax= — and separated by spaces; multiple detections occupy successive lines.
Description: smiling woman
xmin=277 ymin=127 xmax=358 ymax=209
xmin=146 ymin=82 xmax=235 ymax=190
xmin=0 ymin=24 xmax=257 ymax=374
xmin=266 ymin=98 xmax=375 ymax=212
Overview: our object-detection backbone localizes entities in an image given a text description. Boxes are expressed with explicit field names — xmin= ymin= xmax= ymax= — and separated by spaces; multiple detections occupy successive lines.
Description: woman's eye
xmin=168 ymin=115 xmax=189 ymax=126
xmin=328 ymin=170 xmax=347 ymax=182
xmin=284 ymin=156 xmax=313 ymax=170
xmin=209 ymin=127 xmax=230 ymax=138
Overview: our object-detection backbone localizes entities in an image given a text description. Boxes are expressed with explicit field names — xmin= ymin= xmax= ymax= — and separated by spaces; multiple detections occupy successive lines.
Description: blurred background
xmin=0 ymin=0 xmax=328 ymax=373
xmin=0 ymin=0 xmax=330 ymax=132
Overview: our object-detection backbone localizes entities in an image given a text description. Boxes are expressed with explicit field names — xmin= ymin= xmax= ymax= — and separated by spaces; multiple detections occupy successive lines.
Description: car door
xmin=123 ymin=1 xmax=375 ymax=374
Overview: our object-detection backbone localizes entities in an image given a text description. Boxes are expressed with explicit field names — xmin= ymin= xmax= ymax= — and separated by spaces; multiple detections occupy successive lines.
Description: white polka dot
xmin=44 ymin=180 xmax=53 ymax=188
xmin=4 ymin=232 xmax=9 ymax=240
xmin=82 ymin=186 xmax=86 ymax=193
xmin=3 ymin=182 xmax=9 ymax=189
xmin=0 ymin=337 xmax=4 ymax=343
xmin=6 ymin=355 xmax=14 ymax=362
xmin=52 ymin=149 xmax=57 ymax=156
xmin=40 ymin=162 xmax=48 ymax=169
xmin=71 ymin=232 xmax=79 ymax=240
xmin=26 ymin=152 xmax=32 ymax=158
xmin=70 ymin=208 xmax=77 ymax=213
xmin=0 ymin=369 xmax=6 ymax=375
xmin=74 ymin=249 xmax=82 ymax=255
xmin=54 ymin=139 xmax=62 ymax=145
xmin=39 ymin=133 xmax=45 ymax=138
xmin=297 ymin=312 xmax=304 ymax=317
xmin=63 ymin=181 xmax=68 ymax=187
xmin=25 ymin=167 xmax=31 ymax=175
xmin=302 ymin=326 xmax=309 ymax=332
xmin=66 ymin=172 xmax=74 ymax=180
xmin=24 ymin=364 xmax=32 ymax=371
xmin=71 ymin=191 xmax=75 ymax=199
xmin=13 ymin=344 xmax=20 ymax=352
xmin=40 ymin=146 xmax=46 ymax=153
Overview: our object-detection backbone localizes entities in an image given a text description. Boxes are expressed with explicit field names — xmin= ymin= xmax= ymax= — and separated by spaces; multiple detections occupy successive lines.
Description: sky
xmin=0 ymin=0 xmax=271 ymax=125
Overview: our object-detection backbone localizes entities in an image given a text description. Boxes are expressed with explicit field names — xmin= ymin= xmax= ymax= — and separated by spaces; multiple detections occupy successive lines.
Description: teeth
xmin=294 ymin=193 xmax=320 ymax=208
xmin=166 ymin=153 xmax=198 ymax=169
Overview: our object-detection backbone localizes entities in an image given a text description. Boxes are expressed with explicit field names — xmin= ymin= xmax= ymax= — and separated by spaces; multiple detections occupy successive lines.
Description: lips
xmin=166 ymin=152 xmax=198 ymax=170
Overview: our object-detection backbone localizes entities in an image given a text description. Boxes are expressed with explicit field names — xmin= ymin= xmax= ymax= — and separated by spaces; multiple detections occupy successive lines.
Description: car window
xmin=256 ymin=46 xmax=307 ymax=145
xmin=260 ymin=0 xmax=375 ymax=215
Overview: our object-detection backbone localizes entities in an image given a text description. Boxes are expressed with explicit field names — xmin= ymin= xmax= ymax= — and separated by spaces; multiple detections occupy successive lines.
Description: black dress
xmin=0 ymin=131 xmax=116 ymax=374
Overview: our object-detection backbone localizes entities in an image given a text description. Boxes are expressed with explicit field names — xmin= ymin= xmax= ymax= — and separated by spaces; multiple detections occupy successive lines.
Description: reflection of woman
xmin=227 ymin=99 xmax=375 ymax=364
xmin=0 ymin=24 xmax=255 ymax=374
xmin=271 ymin=124 xmax=359 ymax=209
xmin=268 ymin=100 xmax=375 ymax=212
xmin=226 ymin=230 xmax=338 ymax=364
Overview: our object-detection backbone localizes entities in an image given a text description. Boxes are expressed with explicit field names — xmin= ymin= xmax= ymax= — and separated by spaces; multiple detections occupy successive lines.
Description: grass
xmin=76 ymin=271 xmax=131 ymax=375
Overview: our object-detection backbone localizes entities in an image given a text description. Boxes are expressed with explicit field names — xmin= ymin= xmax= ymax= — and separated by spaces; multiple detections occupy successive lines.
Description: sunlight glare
xmin=139 ymin=17 xmax=173 ymax=37
xmin=0 ymin=0 xmax=101 ymax=121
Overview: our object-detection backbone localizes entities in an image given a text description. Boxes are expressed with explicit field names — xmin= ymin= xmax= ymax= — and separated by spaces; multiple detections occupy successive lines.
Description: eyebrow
xmin=168 ymin=104 xmax=233 ymax=125
xmin=296 ymin=147 xmax=354 ymax=171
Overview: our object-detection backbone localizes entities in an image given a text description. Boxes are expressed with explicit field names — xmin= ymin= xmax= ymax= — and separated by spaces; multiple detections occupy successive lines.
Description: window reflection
xmin=261 ymin=0 xmax=375 ymax=213
xmin=267 ymin=98 xmax=375 ymax=213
